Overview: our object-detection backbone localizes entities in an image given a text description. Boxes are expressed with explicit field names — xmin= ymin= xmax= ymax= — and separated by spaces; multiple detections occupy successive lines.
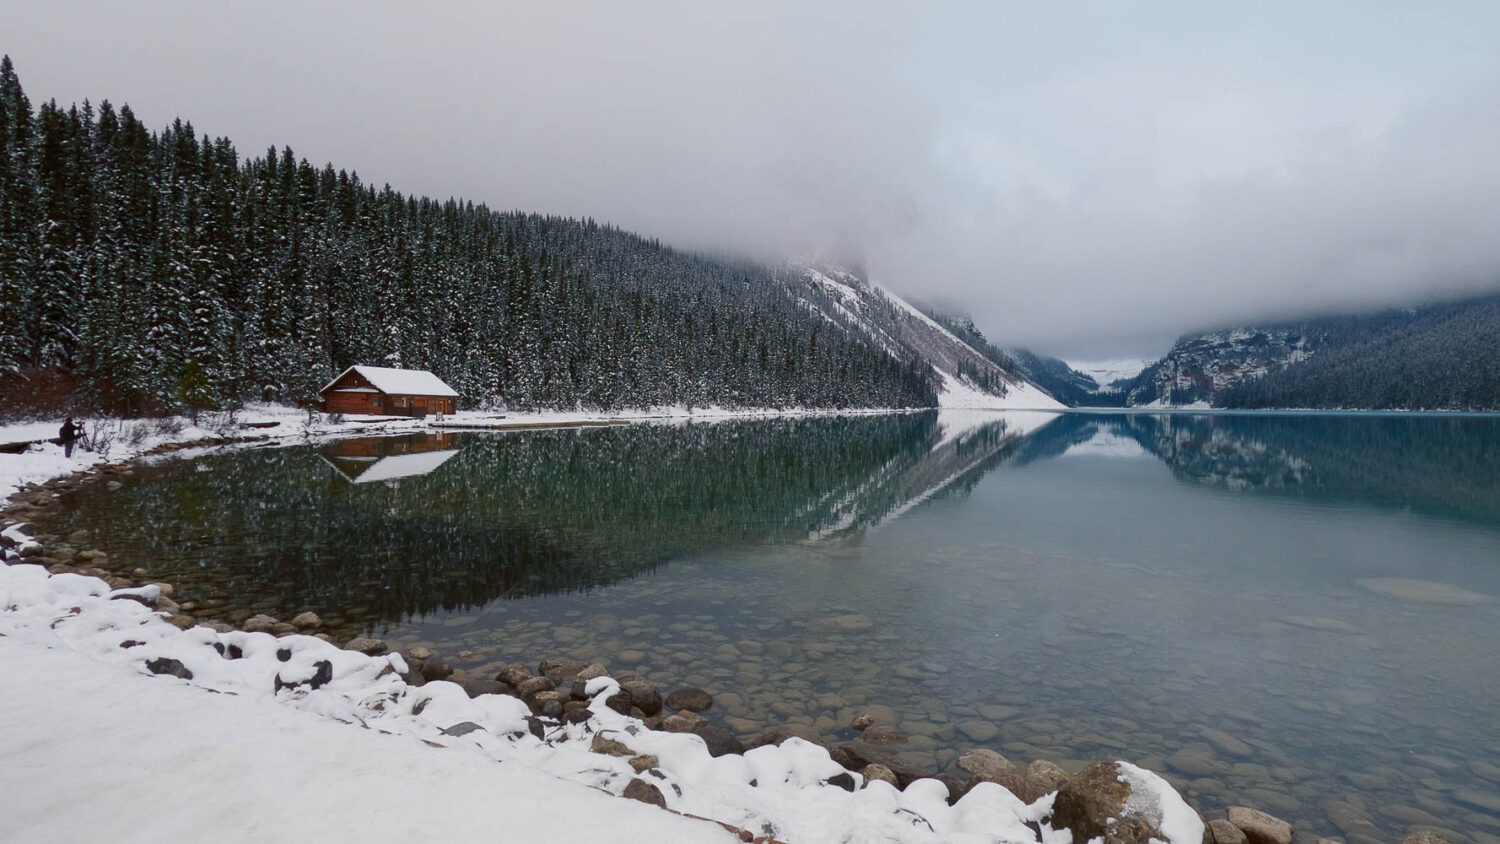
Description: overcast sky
xmin=10 ymin=1 xmax=1500 ymax=357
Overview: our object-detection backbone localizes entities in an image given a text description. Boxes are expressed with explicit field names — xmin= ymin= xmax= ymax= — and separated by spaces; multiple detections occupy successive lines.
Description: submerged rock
xmin=1356 ymin=577 xmax=1493 ymax=606
xmin=663 ymin=686 xmax=713 ymax=712
xmin=662 ymin=711 xmax=708 ymax=734
xmin=342 ymin=637 xmax=388 ymax=656
xmin=241 ymin=614 xmax=279 ymax=634
xmin=1225 ymin=806 xmax=1293 ymax=844
xmin=420 ymin=658 xmax=453 ymax=682
xmin=746 ymin=723 xmax=820 ymax=749
xmin=1204 ymin=818 xmax=1248 ymax=844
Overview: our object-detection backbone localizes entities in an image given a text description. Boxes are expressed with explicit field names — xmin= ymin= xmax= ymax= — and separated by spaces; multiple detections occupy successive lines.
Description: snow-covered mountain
xmin=1065 ymin=358 xmax=1153 ymax=393
xmin=1121 ymin=328 xmax=1314 ymax=407
xmin=793 ymin=266 xmax=1063 ymax=409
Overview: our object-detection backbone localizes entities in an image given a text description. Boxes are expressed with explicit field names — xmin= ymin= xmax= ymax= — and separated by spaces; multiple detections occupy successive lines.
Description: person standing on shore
xmin=59 ymin=417 xmax=82 ymax=458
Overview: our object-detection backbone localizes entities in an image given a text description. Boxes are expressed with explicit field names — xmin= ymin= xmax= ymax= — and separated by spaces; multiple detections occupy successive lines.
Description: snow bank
xmin=936 ymin=372 xmax=1065 ymax=411
xmin=0 ymin=560 xmax=1072 ymax=843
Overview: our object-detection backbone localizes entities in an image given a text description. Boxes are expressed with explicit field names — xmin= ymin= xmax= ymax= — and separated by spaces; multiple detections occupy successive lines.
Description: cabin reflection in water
xmin=319 ymin=433 xmax=461 ymax=483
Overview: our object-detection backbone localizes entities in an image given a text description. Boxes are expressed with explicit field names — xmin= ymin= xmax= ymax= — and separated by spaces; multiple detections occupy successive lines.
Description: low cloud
xmin=10 ymin=1 xmax=1500 ymax=358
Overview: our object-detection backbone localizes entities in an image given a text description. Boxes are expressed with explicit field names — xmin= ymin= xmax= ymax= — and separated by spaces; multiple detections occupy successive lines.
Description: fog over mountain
xmin=11 ymin=1 xmax=1500 ymax=359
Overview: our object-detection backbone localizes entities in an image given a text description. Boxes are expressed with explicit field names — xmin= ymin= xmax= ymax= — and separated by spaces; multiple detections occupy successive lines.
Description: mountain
xmin=1005 ymin=349 xmax=1116 ymax=407
xmin=0 ymin=56 xmax=1059 ymax=415
xmin=800 ymin=271 xmax=1061 ymax=409
xmin=1119 ymin=293 xmax=1500 ymax=410
xmin=1120 ymin=328 xmax=1315 ymax=407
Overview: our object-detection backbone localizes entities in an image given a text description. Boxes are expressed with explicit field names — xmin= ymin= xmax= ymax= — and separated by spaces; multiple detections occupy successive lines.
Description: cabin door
xmin=413 ymin=397 xmax=428 ymax=417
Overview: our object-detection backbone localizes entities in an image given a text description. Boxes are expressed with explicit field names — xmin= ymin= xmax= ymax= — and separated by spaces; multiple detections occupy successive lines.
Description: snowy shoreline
xmin=0 ymin=406 xmax=1313 ymax=843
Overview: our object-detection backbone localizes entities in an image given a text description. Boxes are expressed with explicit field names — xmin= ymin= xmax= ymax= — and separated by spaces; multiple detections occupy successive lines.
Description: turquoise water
xmin=53 ymin=412 xmax=1500 ymax=840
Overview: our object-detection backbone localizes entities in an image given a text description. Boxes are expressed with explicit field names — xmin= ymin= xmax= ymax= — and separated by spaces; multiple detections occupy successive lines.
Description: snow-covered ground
xmin=935 ymin=372 xmax=1065 ymax=411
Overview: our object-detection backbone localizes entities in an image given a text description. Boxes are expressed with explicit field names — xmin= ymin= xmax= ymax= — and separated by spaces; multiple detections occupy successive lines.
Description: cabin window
xmin=372 ymin=397 xmax=382 ymax=407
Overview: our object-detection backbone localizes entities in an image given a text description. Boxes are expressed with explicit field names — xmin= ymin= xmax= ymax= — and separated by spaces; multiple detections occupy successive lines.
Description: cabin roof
xmin=319 ymin=365 xmax=459 ymax=398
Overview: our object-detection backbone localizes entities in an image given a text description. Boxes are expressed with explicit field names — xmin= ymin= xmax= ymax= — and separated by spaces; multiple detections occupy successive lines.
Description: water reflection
xmin=53 ymin=412 xmax=1500 ymax=626
xmin=57 ymin=413 xmax=1052 ymax=621
xmin=1062 ymin=413 xmax=1500 ymax=527
xmin=319 ymin=432 xmax=461 ymax=483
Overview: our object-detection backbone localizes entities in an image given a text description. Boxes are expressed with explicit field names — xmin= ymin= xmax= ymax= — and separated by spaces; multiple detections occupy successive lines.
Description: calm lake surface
xmin=54 ymin=412 xmax=1500 ymax=840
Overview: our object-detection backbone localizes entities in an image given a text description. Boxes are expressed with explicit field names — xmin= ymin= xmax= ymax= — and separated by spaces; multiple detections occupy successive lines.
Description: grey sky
xmin=10 ymin=1 xmax=1500 ymax=358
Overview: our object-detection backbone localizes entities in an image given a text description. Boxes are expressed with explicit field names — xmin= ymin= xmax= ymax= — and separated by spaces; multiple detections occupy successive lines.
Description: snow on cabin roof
xmin=320 ymin=365 xmax=458 ymax=397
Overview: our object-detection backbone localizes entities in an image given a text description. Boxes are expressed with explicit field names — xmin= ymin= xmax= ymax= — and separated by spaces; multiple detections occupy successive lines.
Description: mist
xmin=9 ymin=1 xmax=1500 ymax=359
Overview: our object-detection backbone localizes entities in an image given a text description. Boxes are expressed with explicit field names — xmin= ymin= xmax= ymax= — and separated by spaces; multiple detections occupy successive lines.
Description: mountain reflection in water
xmin=52 ymin=411 xmax=1500 ymax=627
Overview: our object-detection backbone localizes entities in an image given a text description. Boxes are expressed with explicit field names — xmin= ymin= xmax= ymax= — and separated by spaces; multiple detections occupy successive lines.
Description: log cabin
xmin=318 ymin=365 xmax=459 ymax=416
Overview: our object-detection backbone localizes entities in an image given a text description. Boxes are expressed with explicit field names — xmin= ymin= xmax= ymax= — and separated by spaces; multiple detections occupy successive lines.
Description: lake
xmin=48 ymin=411 xmax=1500 ymax=841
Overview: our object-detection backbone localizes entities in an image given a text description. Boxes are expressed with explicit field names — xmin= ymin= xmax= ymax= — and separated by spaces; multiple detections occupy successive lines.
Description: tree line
xmin=0 ymin=57 xmax=936 ymax=415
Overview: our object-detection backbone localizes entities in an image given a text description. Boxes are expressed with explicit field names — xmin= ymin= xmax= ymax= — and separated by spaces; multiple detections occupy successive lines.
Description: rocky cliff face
xmin=1123 ymin=328 xmax=1316 ymax=407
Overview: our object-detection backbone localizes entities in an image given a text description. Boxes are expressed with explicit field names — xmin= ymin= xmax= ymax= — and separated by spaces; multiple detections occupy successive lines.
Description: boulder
xmin=408 ymin=646 xmax=434 ymax=662
xmin=420 ymin=658 xmax=454 ymax=682
xmin=746 ymin=723 xmax=821 ymax=749
xmin=540 ymin=661 xmax=587 ymax=687
xmin=693 ymin=725 xmax=745 ymax=758
xmin=590 ymin=733 xmax=633 ymax=757
xmin=342 ymin=637 xmax=388 ymax=656
xmin=861 ymin=764 xmax=898 ymax=787
xmin=621 ymin=778 xmax=666 ymax=808
xmin=515 ymin=676 xmax=555 ymax=697
xmin=1050 ymin=762 xmax=1156 ymax=844
xmin=1401 ymin=832 xmax=1453 ymax=844
xmin=496 ymin=663 xmax=534 ymax=688
xmin=1027 ymin=759 xmax=1070 ymax=790
xmin=274 ymin=660 xmax=333 ymax=693
xmin=1205 ymin=818 xmax=1249 ymax=844
xmin=1225 ymin=806 xmax=1293 ymax=844
xmin=860 ymin=724 xmax=909 ymax=745
xmin=1051 ymin=761 xmax=1201 ymax=844
xmin=956 ymin=748 xmax=1021 ymax=783
xmin=290 ymin=611 xmax=321 ymax=630
xmin=825 ymin=772 xmax=857 ymax=792
xmin=241 ymin=614 xmax=279 ymax=634
xmin=460 ymin=679 xmax=507 ymax=698
xmin=618 ymin=679 xmax=663 ymax=717
xmin=663 ymin=687 xmax=714 ymax=712
xmin=662 ymin=711 xmax=708 ymax=734
xmin=834 ymin=739 xmax=931 ymax=788
xmin=145 ymin=657 xmax=193 ymax=680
